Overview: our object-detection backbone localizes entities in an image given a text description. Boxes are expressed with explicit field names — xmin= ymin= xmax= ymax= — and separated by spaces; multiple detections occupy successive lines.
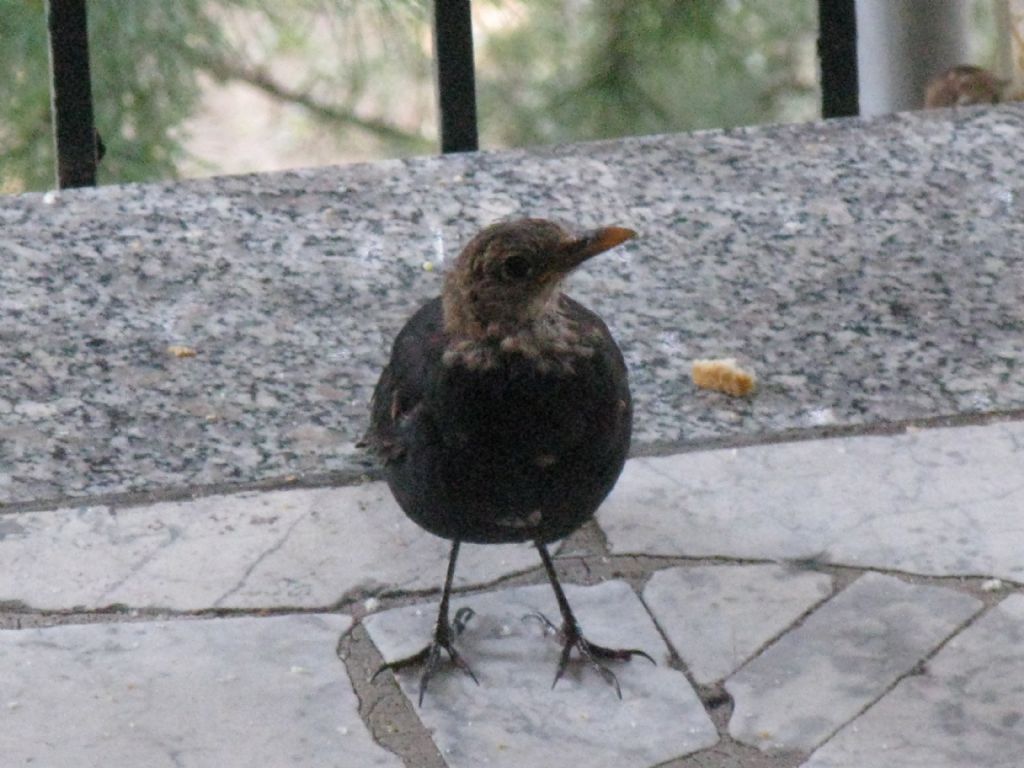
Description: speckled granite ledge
xmin=1 ymin=105 xmax=1022 ymax=505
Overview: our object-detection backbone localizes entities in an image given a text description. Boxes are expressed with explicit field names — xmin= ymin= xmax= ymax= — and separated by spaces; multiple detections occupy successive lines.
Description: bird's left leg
xmin=372 ymin=539 xmax=478 ymax=705
xmin=529 ymin=542 xmax=654 ymax=697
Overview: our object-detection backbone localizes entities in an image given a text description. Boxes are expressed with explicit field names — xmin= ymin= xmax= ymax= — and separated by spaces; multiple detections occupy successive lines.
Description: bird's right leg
xmin=371 ymin=539 xmax=478 ymax=705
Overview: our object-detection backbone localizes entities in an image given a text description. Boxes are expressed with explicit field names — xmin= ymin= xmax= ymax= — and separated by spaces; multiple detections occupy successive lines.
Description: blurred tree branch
xmin=180 ymin=46 xmax=430 ymax=149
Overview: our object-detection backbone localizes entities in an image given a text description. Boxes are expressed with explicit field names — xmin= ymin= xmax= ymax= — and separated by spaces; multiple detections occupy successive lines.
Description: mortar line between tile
xmin=337 ymin=621 xmax=449 ymax=768
xmin=4 ymin=556 xmax=1020 ymax=624
xmin=713 ymin=571 xmax=847 ymax=684
xmin=634 ymin=585 xmax=718 ymax=713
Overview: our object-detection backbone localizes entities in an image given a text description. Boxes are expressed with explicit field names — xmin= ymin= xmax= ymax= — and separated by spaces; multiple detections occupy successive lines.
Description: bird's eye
xmin=502 ymin=254 xmax=532 ymax=281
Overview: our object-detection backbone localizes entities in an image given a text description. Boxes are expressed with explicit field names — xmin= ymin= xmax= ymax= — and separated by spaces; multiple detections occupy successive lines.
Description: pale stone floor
xmin=2 ymin=419 xmax=1023 ymax=767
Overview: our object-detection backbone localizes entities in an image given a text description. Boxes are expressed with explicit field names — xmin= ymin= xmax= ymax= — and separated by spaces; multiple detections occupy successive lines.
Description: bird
xmin=361 ymin=217 xmax=651 ymax=704
xmin=923 ymin=65 xmax=1006 ymax=109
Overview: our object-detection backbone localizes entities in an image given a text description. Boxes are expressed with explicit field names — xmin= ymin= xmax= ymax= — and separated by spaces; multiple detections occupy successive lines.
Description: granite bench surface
xmin=2 ymin=104 xmax=1022 ymax=506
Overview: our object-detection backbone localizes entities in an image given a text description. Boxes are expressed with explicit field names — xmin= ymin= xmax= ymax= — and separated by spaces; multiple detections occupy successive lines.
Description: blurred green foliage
xmin=1 ymin=0 xmax=219 ymax=190
xmin=477 ymin=0 xmax=818 ymax=146
xmin=2 ymin=0 xmax=822 ymax=192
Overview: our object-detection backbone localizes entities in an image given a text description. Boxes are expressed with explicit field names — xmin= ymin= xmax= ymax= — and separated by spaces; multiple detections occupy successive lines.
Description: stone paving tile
xmin=0 ymin=482 xmax=542 ymax=611
xmin=363 ymin=579 xmax=718 ymax=767
xmin=0 ymin=614 xmax=400 ymax=768
xmin=600 ymin=421 xmax=1024 ymax=582
xmin=725 ymin=573 xmax=982 ymax=753
xmin=802 ymin=594 xmax=1024 ymax=768
xmin=644 ymin=564 xmax=833 ymax=684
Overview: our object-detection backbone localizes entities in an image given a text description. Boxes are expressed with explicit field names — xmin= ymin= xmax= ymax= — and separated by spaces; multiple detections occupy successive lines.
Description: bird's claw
xmin=371 ymin=606 xmax=479 ymax=706
xmin=524 ymin=611 xmax=655 ymax=698
xmin=522 ymin=611 xmax=560 ymax=635
xmin=452 ymin=606 xmax=475 ymax=636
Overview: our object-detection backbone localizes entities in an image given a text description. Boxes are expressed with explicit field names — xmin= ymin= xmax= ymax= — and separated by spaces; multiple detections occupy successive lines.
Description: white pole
xmin=1005 ymin=0 xmax=1024 ymax=99
xmin=856 ymin=0 xmax=970 ymax=114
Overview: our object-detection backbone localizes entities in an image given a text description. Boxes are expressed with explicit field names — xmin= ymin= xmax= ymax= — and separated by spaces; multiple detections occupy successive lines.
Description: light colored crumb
xmin=692 ymin=357 xmax=757 ymax=397
xmin=981 ymin=578 xmax=1004 ymax=592
xmin=167 ymin=344 xmax=198 ymax=358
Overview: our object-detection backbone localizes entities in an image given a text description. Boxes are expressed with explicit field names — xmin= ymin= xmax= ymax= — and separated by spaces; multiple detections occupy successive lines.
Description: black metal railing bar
xmin=818 ymin=0 xmax=860 ymax=118
xmin=46 ymin=0 xmax=99 ymax=188
xmin=434 ymin=0 xmax=479 ymax=153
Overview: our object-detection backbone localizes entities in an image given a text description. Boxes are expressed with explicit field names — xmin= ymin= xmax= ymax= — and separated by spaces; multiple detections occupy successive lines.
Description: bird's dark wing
xmin=361 ymin=297 xmax=446 ymax=463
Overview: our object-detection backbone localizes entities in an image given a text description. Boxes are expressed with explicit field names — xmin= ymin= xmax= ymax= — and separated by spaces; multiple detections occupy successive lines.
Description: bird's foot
xmin=372 ymin=606 xmax=478 ymax=706
xmin=524 ymin=612 xmax=655 ymax=698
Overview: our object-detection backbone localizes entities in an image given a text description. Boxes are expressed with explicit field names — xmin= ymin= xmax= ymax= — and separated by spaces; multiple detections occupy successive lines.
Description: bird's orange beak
xmin=556 ymin=226 xmax=636 ymax=272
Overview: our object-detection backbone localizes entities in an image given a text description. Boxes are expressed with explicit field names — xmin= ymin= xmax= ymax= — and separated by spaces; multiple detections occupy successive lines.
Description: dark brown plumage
xmin=363 ymin=217 xmax=650 ymax=703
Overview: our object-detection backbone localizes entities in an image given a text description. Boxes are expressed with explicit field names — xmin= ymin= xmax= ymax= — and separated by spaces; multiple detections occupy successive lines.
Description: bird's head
xmin=442 ymin=218 xmax=635 ymax=338
xmin=924 ymin=64 xmax=1006 ymax=108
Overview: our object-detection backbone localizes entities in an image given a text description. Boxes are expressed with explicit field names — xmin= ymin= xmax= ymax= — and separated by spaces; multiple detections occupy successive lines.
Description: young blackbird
xmin=923 ymin=65 xmax=1006 ymax=108
xmin=362 ymin=218 xmax=651 ymax=704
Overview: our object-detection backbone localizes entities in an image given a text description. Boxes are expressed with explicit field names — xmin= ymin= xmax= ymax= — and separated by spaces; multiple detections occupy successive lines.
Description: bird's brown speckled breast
xmin=440 ymin=297 xmax=607 ymax=375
